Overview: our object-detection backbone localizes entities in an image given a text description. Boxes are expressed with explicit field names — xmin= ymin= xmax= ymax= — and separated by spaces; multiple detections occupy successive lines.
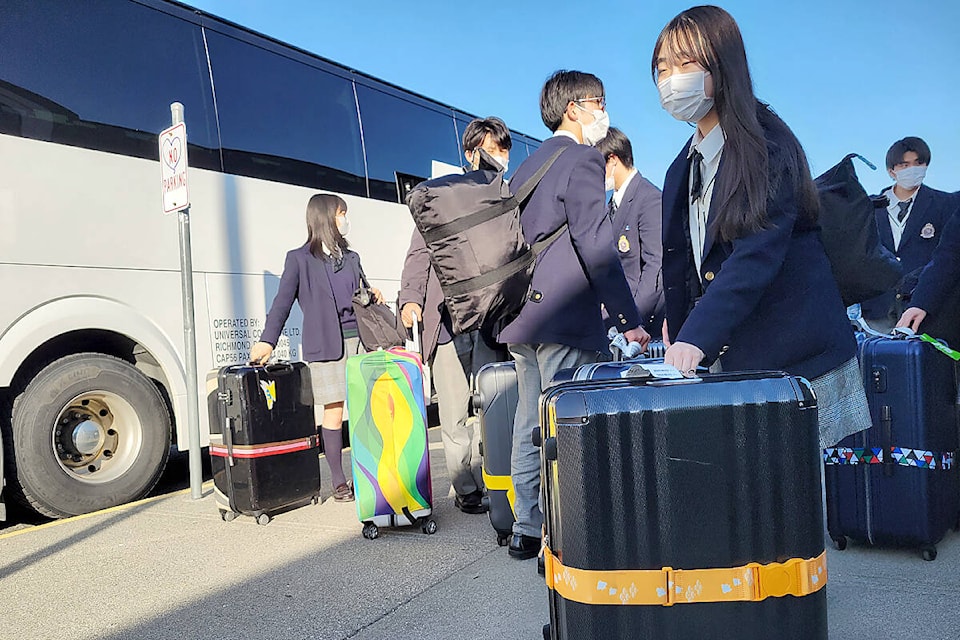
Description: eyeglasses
xmin=574 ymin=96 xmax=606 ymax=109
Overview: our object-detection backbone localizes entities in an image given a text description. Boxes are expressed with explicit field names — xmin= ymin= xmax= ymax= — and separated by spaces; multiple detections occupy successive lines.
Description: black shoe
xmin=508 ymin=533 xmax=541 ymax=560
xmin=454 ymin=490 xmax=488 ymax=514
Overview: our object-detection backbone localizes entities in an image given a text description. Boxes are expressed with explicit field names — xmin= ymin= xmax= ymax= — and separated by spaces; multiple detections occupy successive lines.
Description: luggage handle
xmin=403 ymin=316 xmax=424 ymax=360
xmin=223 ymin=415 xmax=236 ymax=467
xmin=607 ymin=327 xmax=648 ymax=362
xmin=880 ymin=405 xmax=894 ymax=477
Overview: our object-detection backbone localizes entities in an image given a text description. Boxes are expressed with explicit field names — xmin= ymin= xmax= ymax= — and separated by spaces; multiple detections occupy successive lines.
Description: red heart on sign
xmin=162 ymin=136 xmax=182 ymax=171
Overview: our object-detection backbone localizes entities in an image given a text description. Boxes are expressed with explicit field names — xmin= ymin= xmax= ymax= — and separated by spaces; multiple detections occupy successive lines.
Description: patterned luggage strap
xmin=543 ymin=547 xmax=826 ymax=606
xmin=823 ymin=446 xmax=955 ymax=470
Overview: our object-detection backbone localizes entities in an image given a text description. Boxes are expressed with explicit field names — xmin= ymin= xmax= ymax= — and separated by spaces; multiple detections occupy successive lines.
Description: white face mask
xmin=605 ymin=174 xmax=615 ymax=191
xmin=577 ymin=106 xmax=610 ymax=146
xmin=893 ymin=165 xmax=926 ymax=190
xmin=658 ymin=70 xmax=715 ymax=123
xmin=493 ymin=155 xmax=509 ymax=174
xmin=336 ymin=216 xmax=350 ymax=237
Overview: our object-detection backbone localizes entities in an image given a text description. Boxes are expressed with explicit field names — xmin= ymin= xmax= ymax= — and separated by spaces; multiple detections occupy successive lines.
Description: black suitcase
xmin=474 ymin=361 xmax=519 ymax=546
xmin=824 ymin=334 xmax=960 ymax=560
xmin=209 ymin=362 xmax=321 ymax=525
xmin=540 ymin=370 xmax=827 ymax=640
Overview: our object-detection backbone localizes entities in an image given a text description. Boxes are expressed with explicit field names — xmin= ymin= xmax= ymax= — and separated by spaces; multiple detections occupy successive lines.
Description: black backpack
xmin=405 ymin=147 xmax=568 ymax=337
xmin=815 ymin=154 xmax=902 ymax=306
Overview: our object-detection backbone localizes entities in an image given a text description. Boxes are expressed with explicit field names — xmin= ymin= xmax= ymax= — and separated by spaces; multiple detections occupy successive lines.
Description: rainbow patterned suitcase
xmin=345 ymin=347 xmax=436 ymax=539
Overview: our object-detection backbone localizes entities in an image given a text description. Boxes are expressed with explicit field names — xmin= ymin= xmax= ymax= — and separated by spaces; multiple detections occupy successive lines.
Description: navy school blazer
xmin=911 ymin=208 xmax=960 ymax=317
xmin=260 ymin=245 xmax=363 ymax=362
xmin=861 ymin=184 xmax=960 ymax=319
xmin=610 ymin=172 xmax=665 ymax=330
xmin=497 ymin=135 xmax=642 ymax=353
xmin=661 ymin=123 xmax=855 ymax=381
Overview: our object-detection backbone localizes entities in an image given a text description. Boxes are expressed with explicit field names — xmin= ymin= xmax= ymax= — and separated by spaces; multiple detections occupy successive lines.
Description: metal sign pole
xmin=170 ymin=102 xmax=203 ymax=500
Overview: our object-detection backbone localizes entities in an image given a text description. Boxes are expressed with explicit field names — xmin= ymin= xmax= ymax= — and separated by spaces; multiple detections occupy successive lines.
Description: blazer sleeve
xmin=260 ymin=250 xmax=300 ymax=347
xmin=911 ymin=210 xmax=960 ymax=316
xmin=675 ymin=148 xmax=800 ymax=359
xmin=398 ymin=228 xmax=430 ymax=308
xmin=566 ymin=148 xmax=642 ymax=330
xmin=632 ymin=184 xmax=664 ymax=319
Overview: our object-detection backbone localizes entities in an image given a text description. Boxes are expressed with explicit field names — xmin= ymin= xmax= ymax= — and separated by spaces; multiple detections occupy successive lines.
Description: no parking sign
xmin=159 ymin=121 xmax=189 ymax=214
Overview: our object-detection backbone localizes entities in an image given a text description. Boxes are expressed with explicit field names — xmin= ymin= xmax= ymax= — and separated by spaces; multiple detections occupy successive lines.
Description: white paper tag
xmin=620 ymin=363 xmax=686 ymax=380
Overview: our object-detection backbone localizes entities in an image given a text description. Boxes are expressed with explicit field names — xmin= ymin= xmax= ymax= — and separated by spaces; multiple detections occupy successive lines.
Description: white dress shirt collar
xmin=613 ymin=169 xmax=639 ymax=207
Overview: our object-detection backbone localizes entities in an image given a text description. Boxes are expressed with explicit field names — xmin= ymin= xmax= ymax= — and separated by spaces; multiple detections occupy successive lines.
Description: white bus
xmin=0 ymin=0 xmax=540 ymax=519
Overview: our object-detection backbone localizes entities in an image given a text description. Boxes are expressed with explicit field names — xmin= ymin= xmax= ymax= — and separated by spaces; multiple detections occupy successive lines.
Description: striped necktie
xmin=897 ymin=199 xmax=912 ymax=223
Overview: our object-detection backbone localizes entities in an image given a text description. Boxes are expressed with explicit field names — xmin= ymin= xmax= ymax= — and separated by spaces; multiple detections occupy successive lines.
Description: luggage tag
xmin=620 ymin=362 xmax=687 ymax=380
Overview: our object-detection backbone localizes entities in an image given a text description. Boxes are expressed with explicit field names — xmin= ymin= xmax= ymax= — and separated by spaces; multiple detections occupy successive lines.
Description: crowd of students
xmin=247 ymin=5 xmax=960 ymax=562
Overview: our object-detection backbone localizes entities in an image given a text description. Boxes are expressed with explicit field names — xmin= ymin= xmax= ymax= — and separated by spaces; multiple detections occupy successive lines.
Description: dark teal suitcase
xmin=541 ymin=370 xmax=826 ymax=639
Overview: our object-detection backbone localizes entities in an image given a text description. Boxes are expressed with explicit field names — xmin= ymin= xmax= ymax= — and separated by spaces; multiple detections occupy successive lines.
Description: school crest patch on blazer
xmin=921 ymin=223 xmax=936 ymax=239
xmin=618 ymin=234 xmax=630 ymax=253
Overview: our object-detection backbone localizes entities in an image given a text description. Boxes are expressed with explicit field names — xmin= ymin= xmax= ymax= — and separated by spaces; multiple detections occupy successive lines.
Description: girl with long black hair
xmin=653 ymin=5 xmax=870 ymax=447
xmin=250 ymin=194 xmax=382 ymax=501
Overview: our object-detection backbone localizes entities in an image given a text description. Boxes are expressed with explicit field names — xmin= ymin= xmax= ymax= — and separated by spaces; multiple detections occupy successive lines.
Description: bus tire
xmin=9 ymin=353 xmax=172 ymax=518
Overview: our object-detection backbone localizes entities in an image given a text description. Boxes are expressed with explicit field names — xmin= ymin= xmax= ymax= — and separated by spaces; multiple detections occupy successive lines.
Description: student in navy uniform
xmin=398 ymin=117 xmax=511 ymax=516
xmin=596 ymin=127 xmax=665 ymax=330
xmin=250 ymin=194 xmax=382 ymax=503
xmin=497 ymin=70 xmax=649 ymax=560
xmin=897 ymin=209 xmax=960 ymax=337
xmin=860 ymin=137 xmax=960 ymax=332
xmin=653 ymin=6 xmax=871 ymax=449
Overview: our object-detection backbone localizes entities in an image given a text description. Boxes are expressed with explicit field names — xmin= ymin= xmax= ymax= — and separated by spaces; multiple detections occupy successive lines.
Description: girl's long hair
xmin=305 ymin=194 xmax=349 ymax=260
xmin=652 ymin=5 xmax=819 ymax=241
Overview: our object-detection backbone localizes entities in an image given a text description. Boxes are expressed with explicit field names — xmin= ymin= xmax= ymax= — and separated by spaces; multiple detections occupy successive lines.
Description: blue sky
xmin=189 ymin=0 xmax=959 ymax=196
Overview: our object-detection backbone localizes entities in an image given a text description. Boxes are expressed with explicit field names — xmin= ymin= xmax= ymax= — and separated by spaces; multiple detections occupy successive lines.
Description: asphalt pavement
xmin=2 ymin=428 xmax=959 ymax=639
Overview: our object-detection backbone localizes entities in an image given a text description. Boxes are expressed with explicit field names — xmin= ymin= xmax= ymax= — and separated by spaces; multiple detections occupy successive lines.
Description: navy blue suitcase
xmin=824 ymin=334 xmax=960 ymax=560
xmin=540 ymin=370 xmax=827 ymax=640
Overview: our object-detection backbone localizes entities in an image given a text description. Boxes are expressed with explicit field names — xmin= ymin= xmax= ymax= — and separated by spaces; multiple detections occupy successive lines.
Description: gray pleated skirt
xmin=810 ymin=356 xmax=872 ymax=449
xmin=307 ymin=335 xmax=362 ymax=406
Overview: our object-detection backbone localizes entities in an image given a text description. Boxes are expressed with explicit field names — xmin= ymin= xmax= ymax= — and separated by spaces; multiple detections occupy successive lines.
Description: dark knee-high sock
xmin=321 ymin=427 xmax=347 ymax=488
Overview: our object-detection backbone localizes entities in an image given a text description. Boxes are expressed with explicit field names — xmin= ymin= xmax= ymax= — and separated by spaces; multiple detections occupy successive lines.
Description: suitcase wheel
xmin=921 ymin=546 xmax=937 ymax=562
xmin=421 ymin=519 xmax=438 ymax=535
xmin=496 ymin=533 xmax=510 ymax=547
xmin=831 ymin=535 xmax=847 ymax=551
xmin=256 ymin=513 xmax=271 ymax=526
xmin=362 ymin=523 xmax=380 ymax=540
xmin=220 ymin=510 xmax=237 ymax=523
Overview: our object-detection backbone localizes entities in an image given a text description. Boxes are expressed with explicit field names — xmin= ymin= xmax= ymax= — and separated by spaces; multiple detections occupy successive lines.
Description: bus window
xmin=356 ymin=84 xmax=461 ymax=203
xmin=204 ymin=31 xmax=366 ymax=197
xmin=0 ymin=0 xmax=219 ymax=170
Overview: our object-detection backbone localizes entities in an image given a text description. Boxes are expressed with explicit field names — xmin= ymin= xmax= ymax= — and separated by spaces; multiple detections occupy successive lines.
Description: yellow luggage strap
xmin=481 ymin=469 xmax=516 ymax=514
xmin=543 ymin=546 xmax=826 ymax=606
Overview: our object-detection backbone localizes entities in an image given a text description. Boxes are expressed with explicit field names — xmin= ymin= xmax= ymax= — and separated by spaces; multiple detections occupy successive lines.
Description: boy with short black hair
xmin=861 ymin=136 xmax=960 ymax=331
xmin=596 ymin=127 xmax=665 ymax=331
xmin=398 ymin=117 xmax=512 ymax=515
xmin=497 ymin=70 xmax=649 ymax=560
